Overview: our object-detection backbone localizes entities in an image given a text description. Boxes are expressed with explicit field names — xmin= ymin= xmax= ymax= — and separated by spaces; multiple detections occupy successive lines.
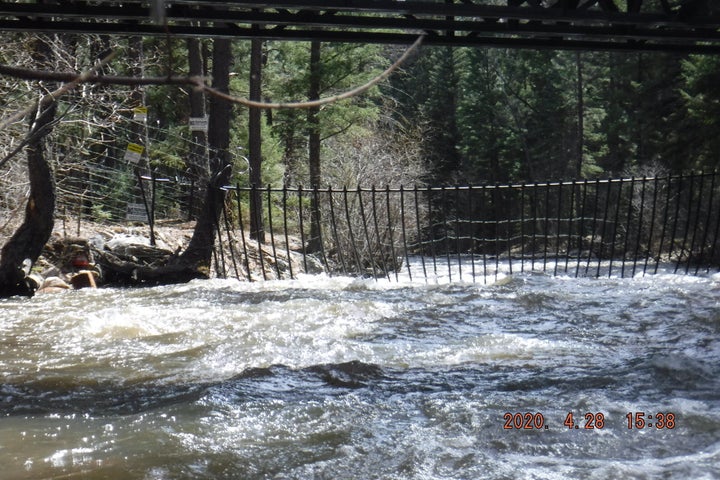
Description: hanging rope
xmin=0 ymin=35 xmax=425 ymax=112
xmin=199 ymin=35 xmax=424 ymax=109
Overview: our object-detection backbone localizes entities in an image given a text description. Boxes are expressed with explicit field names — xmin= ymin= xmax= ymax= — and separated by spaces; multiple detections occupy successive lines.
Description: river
xmin=1 ymin=266 xmax=719 ymax=479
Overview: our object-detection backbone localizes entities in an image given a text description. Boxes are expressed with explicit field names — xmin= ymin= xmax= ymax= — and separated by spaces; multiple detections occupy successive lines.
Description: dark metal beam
xmin=0 ymin=0 xmax=718 ymax=53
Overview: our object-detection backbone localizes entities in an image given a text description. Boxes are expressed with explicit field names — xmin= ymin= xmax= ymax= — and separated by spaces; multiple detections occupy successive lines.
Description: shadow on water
xmin=4 ymin=354 xmax=718 ymax=416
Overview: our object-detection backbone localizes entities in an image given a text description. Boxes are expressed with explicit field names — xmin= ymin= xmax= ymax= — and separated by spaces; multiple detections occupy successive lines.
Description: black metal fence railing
xmin=215 ymin=172 xmax=720 ymax=282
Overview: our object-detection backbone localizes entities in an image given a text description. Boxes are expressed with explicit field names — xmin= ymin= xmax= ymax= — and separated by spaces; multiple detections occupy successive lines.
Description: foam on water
xmin=1 ymin=269 xmax=719 ymax=478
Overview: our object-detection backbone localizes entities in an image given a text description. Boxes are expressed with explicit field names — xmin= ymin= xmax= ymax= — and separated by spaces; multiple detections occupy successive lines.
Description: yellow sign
xmin=124 ymin=143 xmax=145 ymax=164
xmin=133 ymin=106 xmax=148 ymax=121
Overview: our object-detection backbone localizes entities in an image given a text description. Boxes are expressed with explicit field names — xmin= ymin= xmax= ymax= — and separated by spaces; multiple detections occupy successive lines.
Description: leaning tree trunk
xmin=0 ymin=103 xmax=57 ymax=297
xmin=93 ymin=164 xmax=233 ymax=286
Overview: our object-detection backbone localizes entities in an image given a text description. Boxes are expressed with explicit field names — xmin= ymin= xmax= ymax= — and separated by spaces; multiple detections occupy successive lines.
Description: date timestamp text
xmin=502 ymin=411 xmax=677 ymax=430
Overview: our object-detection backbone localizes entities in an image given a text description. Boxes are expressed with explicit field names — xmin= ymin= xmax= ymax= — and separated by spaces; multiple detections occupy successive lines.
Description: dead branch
xmin=0 ymin=49 xmax=118 ymax=130
xmin=0 ymin=35 xmax=424 ymax=112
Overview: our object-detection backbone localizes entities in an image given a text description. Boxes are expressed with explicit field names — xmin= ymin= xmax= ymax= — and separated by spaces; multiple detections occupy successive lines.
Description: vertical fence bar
xmin=455 ymin=185 xmax=463 ymax=282
xmin=531 ymin=182 xmax=539 ymax=271
xmin=481 ymin=185 xmax=489 ymax=283
xmin=385 ymin=186 xmax=399 ymax=282
xmin=413 ymin=186 xmax=428 ymax=283
xmin=297 ymin=185 xmax=308 ymax=274
xmin=685 ymin=172 xmax=706 ymax=274
xmin=563 ymin=181 xmax=575 ymax=273
xmin=214 ymin=197 xmax=227 ymax=278
xmin=441 ymin=186 xmax=453 ymax=282
xmin=575 ymin=180 xmax=589 ymax=278
xmin=667 ymin=174 xmax=684 ymax=272
xmin=399 ymin=186 xmax=413 ymax=282
xmin=327 ymin=186 xmax=348 ymax=276
xmin=236 ymin=185 xmax=252 ymax=281
xmin=467 ymin=186 xmax=477 ymax=282
xmin=357 ymin=187 xmax=378 ymax=279
xmin=642 ymin=176 xmax=660 ymax=276
xmin=370 ymin=186 xmax=390 ymax=280
xmin=607 ymin=179 xmax=625 ymax=277
xmin=493 ymin=184 xmax=501 ymax=280
xmin=343 ymin=186 xmax=364 ymax=275
xmin=620 ymin=177 xmax=635 ymax=278
xmin=553 ymin=181 xmax=563 ymax=276
xmin=282 ymin=186 xmax=294 ymax=280
xmin=505 ymin=187 xmax=513 ymax=276
xmin=251 ymin=185 xmax=267 ymax=281
xmin=542 ymin=183 xmax=551 ymax=273
xmin=595 ymin=180 xmax=612 ymax=277
xmin=630 ymin=177 xmax=647 ymax=277
xmin=427 ymin=186 xmax=439 ymax=280
xmin=695 ymin=172 xmax=716 ymax=275
xmin=519 ymin=183 xmax=526 ymax=274
xmin=222 ymin=195 xmax=240 ymax=279
xmin=655 ymin=175 xmax=673 ymax=274
xmin=675 ymin=173 xmax=694 ymax=274
xmin=266 ymin=185 xmax=281 ymax=279
xmin=312 ymin=186 xmax=331 ymax=275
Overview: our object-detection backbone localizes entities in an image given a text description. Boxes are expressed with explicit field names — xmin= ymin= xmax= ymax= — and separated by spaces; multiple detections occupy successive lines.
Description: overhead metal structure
xmin=0 ymin=0 xmax=718 ymax=53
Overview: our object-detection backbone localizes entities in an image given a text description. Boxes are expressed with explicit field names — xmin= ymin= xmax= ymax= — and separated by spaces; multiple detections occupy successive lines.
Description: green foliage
xmin=265 ymin=41 xmax=387 ymax=185
xmin=2 ymin=30 xmax=719 ymax=235
xmin=391 ymin=46 xmax=720 ymax=185
xmin=681 ymin=55 xmax=720 ymax=170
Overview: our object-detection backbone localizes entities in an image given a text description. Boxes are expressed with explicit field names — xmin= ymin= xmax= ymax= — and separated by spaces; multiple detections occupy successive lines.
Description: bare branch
xmin=0 ymin=49 xmax=118 ymax=129
xmin=0 ymin=64 xmax=202 ymax=86
xmin=0 ymin=35 xmax=425 ymax=112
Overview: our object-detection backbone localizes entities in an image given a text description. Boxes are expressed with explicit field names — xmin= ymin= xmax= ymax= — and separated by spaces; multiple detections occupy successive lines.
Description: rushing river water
xmin=1 ymin=266 xmax=719 ymax=479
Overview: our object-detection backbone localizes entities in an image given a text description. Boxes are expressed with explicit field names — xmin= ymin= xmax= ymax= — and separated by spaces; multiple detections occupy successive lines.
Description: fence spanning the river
xmin=213 ymin=171 xmax=720 ymax=283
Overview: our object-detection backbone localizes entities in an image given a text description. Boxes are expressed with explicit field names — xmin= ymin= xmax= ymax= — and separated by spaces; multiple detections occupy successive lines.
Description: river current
xmin=1 ymin=266 xmax=719 ymax=479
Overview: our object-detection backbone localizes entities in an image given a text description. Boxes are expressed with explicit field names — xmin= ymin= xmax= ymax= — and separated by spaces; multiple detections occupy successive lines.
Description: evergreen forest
xmin=1 ymin=34 xmax=719 ymax=210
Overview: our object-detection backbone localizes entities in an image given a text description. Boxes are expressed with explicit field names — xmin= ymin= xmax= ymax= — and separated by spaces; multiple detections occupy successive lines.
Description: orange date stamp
xmin=502 ymin=411 xmax=677 ymax=430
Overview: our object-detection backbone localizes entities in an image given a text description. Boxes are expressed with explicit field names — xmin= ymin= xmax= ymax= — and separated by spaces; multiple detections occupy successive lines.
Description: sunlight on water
xmin=1 ymin=268 xmax=719 ymax=479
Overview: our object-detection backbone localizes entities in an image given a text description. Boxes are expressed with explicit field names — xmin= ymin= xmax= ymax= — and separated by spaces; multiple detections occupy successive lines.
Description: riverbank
xmin=0 ymin=215 xmax=313 ymax=291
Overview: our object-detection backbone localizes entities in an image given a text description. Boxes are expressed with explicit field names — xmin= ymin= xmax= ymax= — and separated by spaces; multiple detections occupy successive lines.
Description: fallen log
xmin=93 ymin=164 xmax=232 ymax=287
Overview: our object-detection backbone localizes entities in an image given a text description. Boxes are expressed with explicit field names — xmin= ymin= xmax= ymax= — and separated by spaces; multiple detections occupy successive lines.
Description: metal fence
xmin=216 ymin=172 xmax=720 ymax=282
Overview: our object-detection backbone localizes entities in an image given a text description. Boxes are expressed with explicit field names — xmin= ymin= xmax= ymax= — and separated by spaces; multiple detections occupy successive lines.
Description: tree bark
xmin=249 ymin=37 xmax=264 ymax=240
xmin=187 ymin=37 xmax=208 ymax=219
xmin=207 ymin=37 xmax=232 ymax=173
xmin=0 ymin=32 xmax=58 ymax=298
xmin=307 ymin=40 xmax=322 ymax=253
xmin=0 ymin=104 xmax=57 ymax=297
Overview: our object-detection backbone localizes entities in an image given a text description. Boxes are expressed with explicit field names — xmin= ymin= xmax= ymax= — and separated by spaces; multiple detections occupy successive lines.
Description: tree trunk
xmin=307 ymin=40 xmax=322 ymax=253
xmin=576 ymin=51 xmax=584 ymax=179
xmin=0 ymin=101 xmax=57 ymax=297
xmin=94 ymin=164 xmax=233 ymax=286
xmin=208 ymin=37 xmax=232 ymax=173
xmin=0 ymin=33 xmax=58 ymax=297
xmin=187 ymin=37 xmax=208 ymax=219
xmin=249 ymin=37 xmax=264 ymax=240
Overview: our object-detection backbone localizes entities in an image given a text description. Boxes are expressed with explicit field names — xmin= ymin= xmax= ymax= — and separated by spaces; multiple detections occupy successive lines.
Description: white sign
xmin=189 ymin=116 xmax=209 ymax=133
xmin=126 ymin=202 xmax=149 ymax=222
xmin=124 ymin=143 xmax=145 ymax=164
